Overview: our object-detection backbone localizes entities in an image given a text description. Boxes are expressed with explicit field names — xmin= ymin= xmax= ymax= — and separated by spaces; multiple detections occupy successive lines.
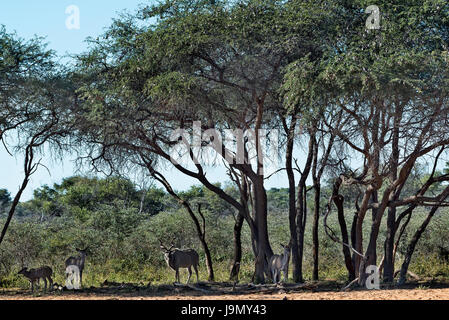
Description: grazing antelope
xmin=18 ymin=266 xmax=53 ymax=292
xmin=269 ymin=243 xmax=291 ymax=283
xmin=65 ymin=248 xmax=88 ymax=287
xmin=159 ymin=241 xmax=200 ymax=284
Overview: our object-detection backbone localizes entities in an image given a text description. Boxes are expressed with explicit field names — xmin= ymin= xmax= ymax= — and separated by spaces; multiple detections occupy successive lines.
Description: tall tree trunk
xmin=350 ymin=212 xmax=358 ymax=273
xmin=295 ymin=134 xmax=314 ymax=283
xmin=287 ymin=154 xmax=299 ymax=282
xmin=334 ymin=194 xmax=356 ymax=281
xmin=250 ymin=97 xmax=273 ymax=284
xmin=196 ymin=205 xmax=215 ymax=282
xmin=310 ymin=125 xmax=334 ymax=282
xmin=359 ymin=230 xmax=378 ymax=286
xmin=383 ymin=206 xmax=396 ymax=282
xmin=384 ymin=109 xmax=400 ymax=283
xmin=252 ymin=176 xmax=272 ymax=284
xmin=312 ymin=181 xmax=320 ymax=281
xmin=371 ymin=192 xmax=378 ymax=222
xmin=283 ymin=115 xmax=299 ymax=282
xmin=311 ymin=134 xmax=320 ymax=282
xmin=360 ymin=193 xmax=392 ymax=286
xmin=297 ymin=185 xmax=307 ymax=282
xmin=230 ymin=212 xmax=244 ymax=281
xmin=354 ymin=187 xmax=373 ymax=280
xmin=201 ymin=236 xmax=215 ymax=282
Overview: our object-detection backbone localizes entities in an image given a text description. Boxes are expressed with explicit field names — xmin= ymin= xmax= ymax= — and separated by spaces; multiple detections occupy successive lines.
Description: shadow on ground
xmin=2 ymin=279 xmax=449 ymax=299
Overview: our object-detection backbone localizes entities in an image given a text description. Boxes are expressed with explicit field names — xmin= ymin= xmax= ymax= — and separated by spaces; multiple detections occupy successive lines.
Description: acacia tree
xmin=0 ymin=27 xmax=73 ymax=246
xmin=72 ymin=0 xmax=337 ymax=283
xmin=281 ymin=52 xmax=342 ymax=281
xmin=283 ymin=0 xmax=449 ymax=285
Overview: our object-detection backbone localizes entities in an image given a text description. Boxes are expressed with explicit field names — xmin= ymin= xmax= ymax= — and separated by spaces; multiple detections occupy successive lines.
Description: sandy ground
xmin=2 ymin=287 xmax=449 ymax=300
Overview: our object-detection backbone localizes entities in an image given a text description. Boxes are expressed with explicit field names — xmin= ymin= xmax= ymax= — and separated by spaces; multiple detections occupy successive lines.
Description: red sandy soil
xmin=2 ymin=286 xmax=449 ymax=300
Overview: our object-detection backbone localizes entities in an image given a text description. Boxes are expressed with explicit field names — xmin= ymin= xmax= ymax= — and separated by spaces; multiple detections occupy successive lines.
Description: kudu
xmin=65 ymin=248 xmax=88 ymax=287
xmin=269 ymin=243 xmax=291 ymax=283
xmin=159 ymin=241 xmax=200 ymax=284
xmin=18 ymin=266 xmax=53 ymax=292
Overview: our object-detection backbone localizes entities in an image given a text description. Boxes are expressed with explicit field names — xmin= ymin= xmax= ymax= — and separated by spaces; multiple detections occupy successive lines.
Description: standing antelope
xmin=160 ymin=242 xmax=200 ymax=284
xmin=18 ymin=266 xmax=53 ymax=292
xmin=269 ymin=243 xmax=291 ymax=283
xmin=65 ymin=248 xmax=88 ymax=288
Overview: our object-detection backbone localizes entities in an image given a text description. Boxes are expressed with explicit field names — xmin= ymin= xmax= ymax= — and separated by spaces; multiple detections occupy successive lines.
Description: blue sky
xmin=0 ymin=1 xmax=146 ymax=56
xmin=0 ymin=0 xmax=289 ymax=200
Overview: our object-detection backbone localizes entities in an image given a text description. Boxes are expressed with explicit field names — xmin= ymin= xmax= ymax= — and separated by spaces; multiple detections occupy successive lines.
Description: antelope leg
xmin=187 ymin=267 xmax=192 ymax=284
xmin=194 ymin=264 xmax=199 ymax=283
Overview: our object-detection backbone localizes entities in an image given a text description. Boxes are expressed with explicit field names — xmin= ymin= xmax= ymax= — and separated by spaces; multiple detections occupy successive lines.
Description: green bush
xmin=3 ymin=177 xmax=449 ymax=289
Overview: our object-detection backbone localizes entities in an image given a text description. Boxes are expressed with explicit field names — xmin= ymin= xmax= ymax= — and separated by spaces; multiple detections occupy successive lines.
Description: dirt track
xmin=1 ymin=289 xmax=449 ymax=300
xmin=3 ymin=284 xmax=449 ymax=300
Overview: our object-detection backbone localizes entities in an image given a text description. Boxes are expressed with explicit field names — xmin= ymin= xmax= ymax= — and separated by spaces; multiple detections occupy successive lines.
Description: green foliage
xmin=0 ymin=189 xmax=11 ymax=214
xmin=267 ymin=188 xmax=289 ymax=214
xmin=29 ymin=176 xmax=166 ymax=220
xmin=0 ymin=189 xmax=11 ymax=205
xmin=179 ymin=183 xmax=236 ymax=216
xmin=2 ymin=175 xmax=449 ymax=288
xmin=0 ymin=25 xmax=54 ymax=80
xmin=283 ymin=0 xmax=449 ymax=121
